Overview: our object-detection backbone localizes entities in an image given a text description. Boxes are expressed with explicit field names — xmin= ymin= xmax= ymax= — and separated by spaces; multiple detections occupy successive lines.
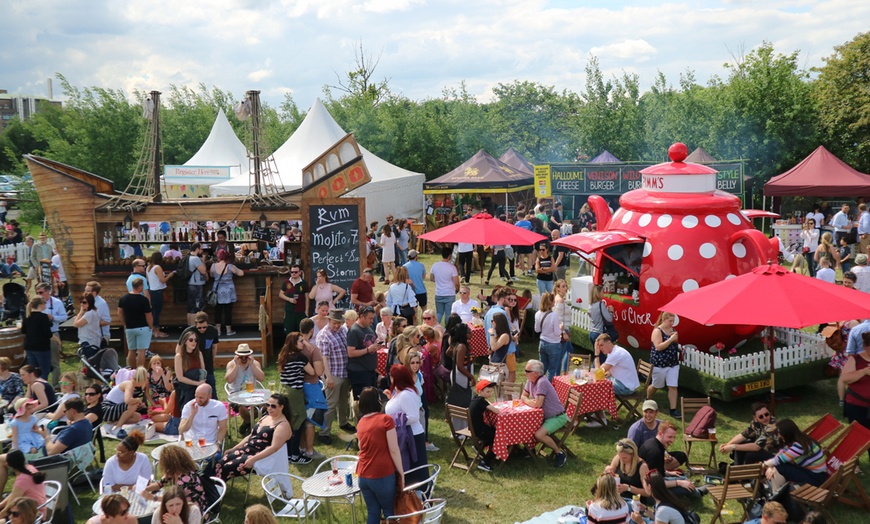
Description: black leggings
xmin=458 ymin=252 xmax=473 ymax=282
xmin=214 ymin=302 xmax=234 ymax=327
xmin=487 ymin=251 xmax=509 ymax=281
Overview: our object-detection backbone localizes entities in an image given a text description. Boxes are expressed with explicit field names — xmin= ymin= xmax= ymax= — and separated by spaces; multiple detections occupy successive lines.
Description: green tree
xmin=814 ymin=31 xmax=870 ymax=172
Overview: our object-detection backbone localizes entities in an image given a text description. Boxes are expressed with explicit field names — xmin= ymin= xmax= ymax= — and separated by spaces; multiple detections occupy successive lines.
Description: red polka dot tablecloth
xmin=553 ymin=375 xmax=618 ymax=420
xmin=377 ymin=348 xmax=388 ymax=376
xmin=484 ymin=401 xmax=543 ymax=462
xmin=468 ymin=326 xmax=490 ymax=358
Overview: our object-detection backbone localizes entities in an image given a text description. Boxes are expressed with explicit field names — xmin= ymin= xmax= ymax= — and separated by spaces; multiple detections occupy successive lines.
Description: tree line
xmin=1 ymin=33 xmax=867 ymax=211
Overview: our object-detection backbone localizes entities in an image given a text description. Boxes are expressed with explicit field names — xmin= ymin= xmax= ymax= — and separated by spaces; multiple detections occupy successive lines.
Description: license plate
xmin=744 ymin=379 xmax=771 ymax=392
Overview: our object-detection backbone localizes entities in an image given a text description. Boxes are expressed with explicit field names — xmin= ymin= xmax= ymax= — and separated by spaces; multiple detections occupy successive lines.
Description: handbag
xmin=206 ymin=264 xmax=228 ymax=307
xmin=479 ymin=363 xmax=507 ymax=385
xmin=394 ymin=486 xmax=424 ymax=523
xmin=397 ymin=284 xmax=416 ymax=321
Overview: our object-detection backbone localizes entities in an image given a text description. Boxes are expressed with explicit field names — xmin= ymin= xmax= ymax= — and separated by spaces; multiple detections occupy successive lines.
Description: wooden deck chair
xmin=498 ymin=381 xmax=523 ymax=401
xmin=445 ymin=404 xmax=484 ymax=473
xmin=681 ymin=397 xmax=718 ymax=472
xmin=615 ymin=359 xmax=653 ymax=421
xmin=707 ymin=463 xmax=763 ymax=524
xmin=803 ymin=413 xmax=844 ymax=448
xmin=539 ymin=389 xmax=583 ymax=458
xmin=821 ymin=421 xmax=870 ymax=510
xmin=793 ymin=456 xmax=858 ymax=522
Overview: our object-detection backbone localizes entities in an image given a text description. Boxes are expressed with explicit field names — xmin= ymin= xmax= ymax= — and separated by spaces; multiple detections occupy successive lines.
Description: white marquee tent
xmin=210 ymin=99 xmax=425 ymax=224
xmin=181 ymin=108 xmax=249 ymax=178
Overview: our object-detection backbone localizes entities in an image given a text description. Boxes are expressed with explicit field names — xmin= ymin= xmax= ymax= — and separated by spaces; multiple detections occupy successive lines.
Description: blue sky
xmin=2 ymin=0 xmax=867 ymax=110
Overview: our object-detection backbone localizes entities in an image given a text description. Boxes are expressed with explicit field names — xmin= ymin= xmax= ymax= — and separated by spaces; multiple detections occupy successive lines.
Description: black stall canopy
xmin=423 ymin=149 xmax=534 ymax=194
xmin=499 ymin=147 xmax=535 ymax=174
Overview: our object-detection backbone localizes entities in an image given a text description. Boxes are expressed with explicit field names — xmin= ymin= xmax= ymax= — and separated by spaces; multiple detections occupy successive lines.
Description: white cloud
xmin=2 ymin=0 xmax=869 ymax=111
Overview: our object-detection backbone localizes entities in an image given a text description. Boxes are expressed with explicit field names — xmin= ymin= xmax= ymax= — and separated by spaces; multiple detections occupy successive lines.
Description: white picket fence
xmin=680 ymin=330 xmax=828 ymax=379
xmin=570 ymin=304 xmax=829 ymax=380
xmin=0 ymin=241 xmax=45 ymax=265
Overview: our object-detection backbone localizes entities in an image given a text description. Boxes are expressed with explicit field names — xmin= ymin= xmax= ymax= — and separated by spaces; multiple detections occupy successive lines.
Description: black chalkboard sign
xmin=305 ymin=201 xmax=364 ymax=310
xmin=251 ymin=225 xmax=277 ymax=242
xmin=39 ymin=260 xmax=52 ymax=285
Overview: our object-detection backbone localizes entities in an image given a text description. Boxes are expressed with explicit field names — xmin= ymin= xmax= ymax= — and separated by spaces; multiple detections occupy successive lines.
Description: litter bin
xmin=31 ymin=454 xmax=71 ymax=524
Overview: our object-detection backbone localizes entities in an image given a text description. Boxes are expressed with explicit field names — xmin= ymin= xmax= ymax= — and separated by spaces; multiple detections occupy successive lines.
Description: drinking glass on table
xmin=245 ymin=379 xmax=255 ymax=393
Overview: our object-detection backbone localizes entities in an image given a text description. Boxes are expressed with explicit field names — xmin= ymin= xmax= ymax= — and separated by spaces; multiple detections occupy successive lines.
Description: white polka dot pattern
xmin=667 ymin=245 xmax=684 ymax=261
xmin=657 ymin=215 xmax=673 ymax=228
xmin=727 ymin=213 xmax=741 ymax=225
xmin=732 ymin=243 xmax=747 ymax=258
xmin=622 ymin=211 xmax=633 ymax=224
xmin=645 ymin=277 xmax=660 ymax=294
xmin=682 ymin=215 xmax=698 ymax=228
xmin=552 ymin=376 xmax=617 ymax=420
xmin=699 ymin=243 xmax=716 ymax=259
xmin=627 ymin=335 xmax=639 ymax=348
xmin=705 ymin=215 xmax=721 ymax=227
xmin=639 ymin=214 xmax=652 ymax=227
xmin=682 ymin=279 xmax=699 ymax=292
xmin=643 ymin=242 xmax=653 ymax=257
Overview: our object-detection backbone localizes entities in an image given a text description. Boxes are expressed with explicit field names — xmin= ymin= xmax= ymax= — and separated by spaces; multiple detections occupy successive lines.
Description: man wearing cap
xmin=403 ymin=249 xmax=428 ymax=314
xmin=350 ymin=268 xmax=377 ymax=312
xmin=225 ymin=344 xmax=265 ymax=436
xmin=852 ymin=254 xmax=870 ymax=293
xmin=317 ymin=309 xmax=353 ymax=444
xmin=469 ymin=379 xmax=500 ymax=472
xmin=627 ymin=400 xmax=664 ymax=448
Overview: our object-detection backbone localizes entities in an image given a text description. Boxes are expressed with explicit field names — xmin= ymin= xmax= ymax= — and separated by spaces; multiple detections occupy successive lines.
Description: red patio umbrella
xmin=418 ymin=213 xmax=548 ymax=246
xmin=660 ymin=263 xmax=870 ymax=411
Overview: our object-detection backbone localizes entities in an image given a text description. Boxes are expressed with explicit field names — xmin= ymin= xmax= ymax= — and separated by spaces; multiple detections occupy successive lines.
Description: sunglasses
xmin=360 ymin=306 xmax=375 ymax=314
xmin=59 ymin=381 xmax=71 ymax=386
xmin=85 ymin=392 xmax=99 ymax=396
xmin=758 ymin=412 xmax=771 ymax=418
xmin=187 ymin=338 xmax=197 ymax=342
xmin=290 ymin=270 xmax=300 ymax=274
xmin=460 ymin=291 xmax=469 ymax=295
xmin=524 ymin=368 xmax=535 ymax=373
xmin=410 ymin=360 xmax=421 ymax=365
xmin=267 ymin=403 xmax=279 ymax=409
xmin=423 ymin=316 xmax=433 ymax=320
xmin=80 ymin=300 xmax=88 ymax=304
xmin=9 ymin=511 xmax=19 ymax=517
xmin=196 ymin=326 xmax=208 ymax=330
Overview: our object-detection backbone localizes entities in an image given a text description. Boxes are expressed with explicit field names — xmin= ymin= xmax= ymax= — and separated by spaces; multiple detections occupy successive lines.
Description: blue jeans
xmin=559 ymin=337 xmax=573 ymax=374
xmin=435 ymin=295 xmax=454 ymax=325
xmin=26 ymin=350 xmax=52 ymax=379
xmin=397 ymin=248 xmax=408 ymax=266
xmin=359 ymin=473 xmax=397 ymax=524
xmin=539 ymin=340 xmax=562 ymax=381
xmin=537 ymin=279 xmax=554 ymax=294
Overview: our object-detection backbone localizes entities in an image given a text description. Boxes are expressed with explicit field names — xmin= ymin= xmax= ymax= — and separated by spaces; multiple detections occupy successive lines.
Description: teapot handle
xmin=728 ymin=229 xmax=779 ymax=275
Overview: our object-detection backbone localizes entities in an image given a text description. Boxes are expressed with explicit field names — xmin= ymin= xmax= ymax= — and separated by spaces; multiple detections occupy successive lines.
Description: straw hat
xmin=235 ymin=343 xmax=253 ymax=356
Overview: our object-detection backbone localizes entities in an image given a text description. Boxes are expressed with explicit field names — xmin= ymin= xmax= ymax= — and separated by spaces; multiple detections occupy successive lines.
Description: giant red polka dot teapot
xmin=570 ymin=143 xmax=778 ymax=352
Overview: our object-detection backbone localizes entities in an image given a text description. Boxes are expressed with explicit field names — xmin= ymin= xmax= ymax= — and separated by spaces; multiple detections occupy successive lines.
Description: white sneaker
xmin=585 ymin=420 xmax=604 ymax=429
xmin=425 ymin=443 xmax=439 ymax=452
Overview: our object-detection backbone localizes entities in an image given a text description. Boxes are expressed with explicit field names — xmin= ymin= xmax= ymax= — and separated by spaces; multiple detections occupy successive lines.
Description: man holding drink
xmin=225 ymin=344 xmax=265 ymax=436
xmin=178 ymin=384 xmax=228 ymax=448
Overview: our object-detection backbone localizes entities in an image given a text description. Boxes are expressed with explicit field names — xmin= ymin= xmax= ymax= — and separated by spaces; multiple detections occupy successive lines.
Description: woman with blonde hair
xmin=650 ymin=312 xmax=682 ymax=418
xmin=790 ymin=253 xmax=811 ymax=276
xmin=586 ymin=473 xmax=630 ymax=524
xmin=44 ymin=371 xmax=79 ymax=428
xmin=245 ymin=504 xmax=278 ymax=524
xmin=6 ymin=497 xmax=40 ymax=524
xmin=420 ymin=309 xmax=445 ymax=338
xmin=815 ymin=231 xmax=840 ymax=270
xmin=387 ymin=266 xmax=417 ymax=324
xmin=553 ymin=279 xmax=573 ymax=373
xmin=343 ymin=309 xmax=358 ymax=331
xmin=534 ymin=292 xmax=563 ymax=380
xmin=102 ymin=366 xmax=148 ymax=436
xmin=606 ymin=438 xmax=651 ymax=503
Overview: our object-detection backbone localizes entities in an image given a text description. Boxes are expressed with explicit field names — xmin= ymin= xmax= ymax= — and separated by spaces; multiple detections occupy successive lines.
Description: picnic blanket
xmin=517 ymin=505 xmax=585 ymax=524
xmin=100 ymin=423 xmax=178 ymax=444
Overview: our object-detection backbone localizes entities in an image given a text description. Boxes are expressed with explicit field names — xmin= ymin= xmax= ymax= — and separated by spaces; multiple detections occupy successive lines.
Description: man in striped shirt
xmin=316 ymin=310 xmax=352 ymax=445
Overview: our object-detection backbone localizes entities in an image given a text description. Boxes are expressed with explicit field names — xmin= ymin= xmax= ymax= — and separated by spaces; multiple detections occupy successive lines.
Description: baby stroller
xmin=78 ymin=344 xmax=116 ymax=386
xmin=0 ymin=281 xmax=26 ymax=326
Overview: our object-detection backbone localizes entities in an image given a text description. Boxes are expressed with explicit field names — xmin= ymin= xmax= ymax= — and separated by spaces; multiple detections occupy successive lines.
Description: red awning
xmin=742 ymin=210 xmax=780 ymax=220
xmin=551 ymin=231 xmax=644 ymax=254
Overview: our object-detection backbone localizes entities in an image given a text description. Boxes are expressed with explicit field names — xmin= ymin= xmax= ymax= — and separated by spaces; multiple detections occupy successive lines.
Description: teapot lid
xmin=640 ymin=143 xmax=718 ymax=194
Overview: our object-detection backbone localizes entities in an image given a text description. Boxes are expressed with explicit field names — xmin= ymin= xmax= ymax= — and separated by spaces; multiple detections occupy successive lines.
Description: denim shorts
xmin=125 ymin=326 xmax=152 ymax=350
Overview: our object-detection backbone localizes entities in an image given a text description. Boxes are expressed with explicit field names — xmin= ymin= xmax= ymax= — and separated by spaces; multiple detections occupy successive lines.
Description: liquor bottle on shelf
xmin=171 ymin=229 xmax=177 ymax=242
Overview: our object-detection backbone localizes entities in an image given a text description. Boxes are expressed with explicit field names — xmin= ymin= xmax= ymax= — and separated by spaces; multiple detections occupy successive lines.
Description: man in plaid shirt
xmin=316 ymin=309 xmax=354 ymax=444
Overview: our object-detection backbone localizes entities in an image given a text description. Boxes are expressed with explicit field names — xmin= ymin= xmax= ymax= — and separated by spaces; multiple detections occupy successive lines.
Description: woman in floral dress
xmin=144 ymin=444 xmax=208 ymax=511
xmin=216 ymin=393 xmax=292 ymax=481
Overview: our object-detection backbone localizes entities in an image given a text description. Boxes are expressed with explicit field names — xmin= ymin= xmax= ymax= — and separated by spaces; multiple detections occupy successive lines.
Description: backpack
xmin=684 ymin=405 xmax=717 ymax=438
xmin=175 ymin=254 xmax=193 ymax=283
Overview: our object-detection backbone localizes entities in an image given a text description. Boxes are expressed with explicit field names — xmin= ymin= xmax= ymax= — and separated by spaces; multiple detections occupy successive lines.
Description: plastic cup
xmin=268 ymin=380 xmax=276 ymax=392
xmin=185 ymin=437 xmax=192 ymax=447
xmin=199 ymin=437 xmax=206 ymax=447
xmin=708 ymin=427 xmax=717 ymax=436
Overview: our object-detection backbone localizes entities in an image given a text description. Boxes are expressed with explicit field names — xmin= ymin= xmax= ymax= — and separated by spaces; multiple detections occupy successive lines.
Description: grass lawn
xmin=55 ymin=252 xmax=869 ymax=523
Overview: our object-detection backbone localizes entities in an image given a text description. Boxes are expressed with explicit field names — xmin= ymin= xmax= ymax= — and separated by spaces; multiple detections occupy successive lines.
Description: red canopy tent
xmin=764 ymin=145 xmax=870 ymax=196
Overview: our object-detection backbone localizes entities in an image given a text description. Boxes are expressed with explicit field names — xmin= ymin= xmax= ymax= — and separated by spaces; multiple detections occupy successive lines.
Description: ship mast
xmin=238 ymin=90 xmax=291 ymax=210
xmin=99 ymin=90 xmax=164 ymax=212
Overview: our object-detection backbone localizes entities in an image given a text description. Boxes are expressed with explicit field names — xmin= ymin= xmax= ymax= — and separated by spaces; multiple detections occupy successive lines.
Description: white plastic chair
xmin=386 ymin=498 xmax=447 ymax=523
xmin=35 ymin=480 xmax=61 ymax=523
xmin=262 ymin=472 xmax=321 ymax=522
xmin=203 ymin=476 xmax=227 ymax=524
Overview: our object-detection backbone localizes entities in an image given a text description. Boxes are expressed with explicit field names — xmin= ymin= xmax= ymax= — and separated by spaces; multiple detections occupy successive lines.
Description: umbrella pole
xmin=768 ymin=326 xmax=776 ymax=415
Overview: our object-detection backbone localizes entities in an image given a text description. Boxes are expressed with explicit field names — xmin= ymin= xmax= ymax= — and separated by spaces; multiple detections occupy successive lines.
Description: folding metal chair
xmin=262 ymin=472 xmax=321 ymax=522
xmin=62 ymin=442 xmax=99 ymax=504
xmin=202 ymin=476 xmax=227 ymax=524
xmin=403 ymin=463 xmax=441 ymax=503
xmin=35 ymin=480 xmax=61 ymax=524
